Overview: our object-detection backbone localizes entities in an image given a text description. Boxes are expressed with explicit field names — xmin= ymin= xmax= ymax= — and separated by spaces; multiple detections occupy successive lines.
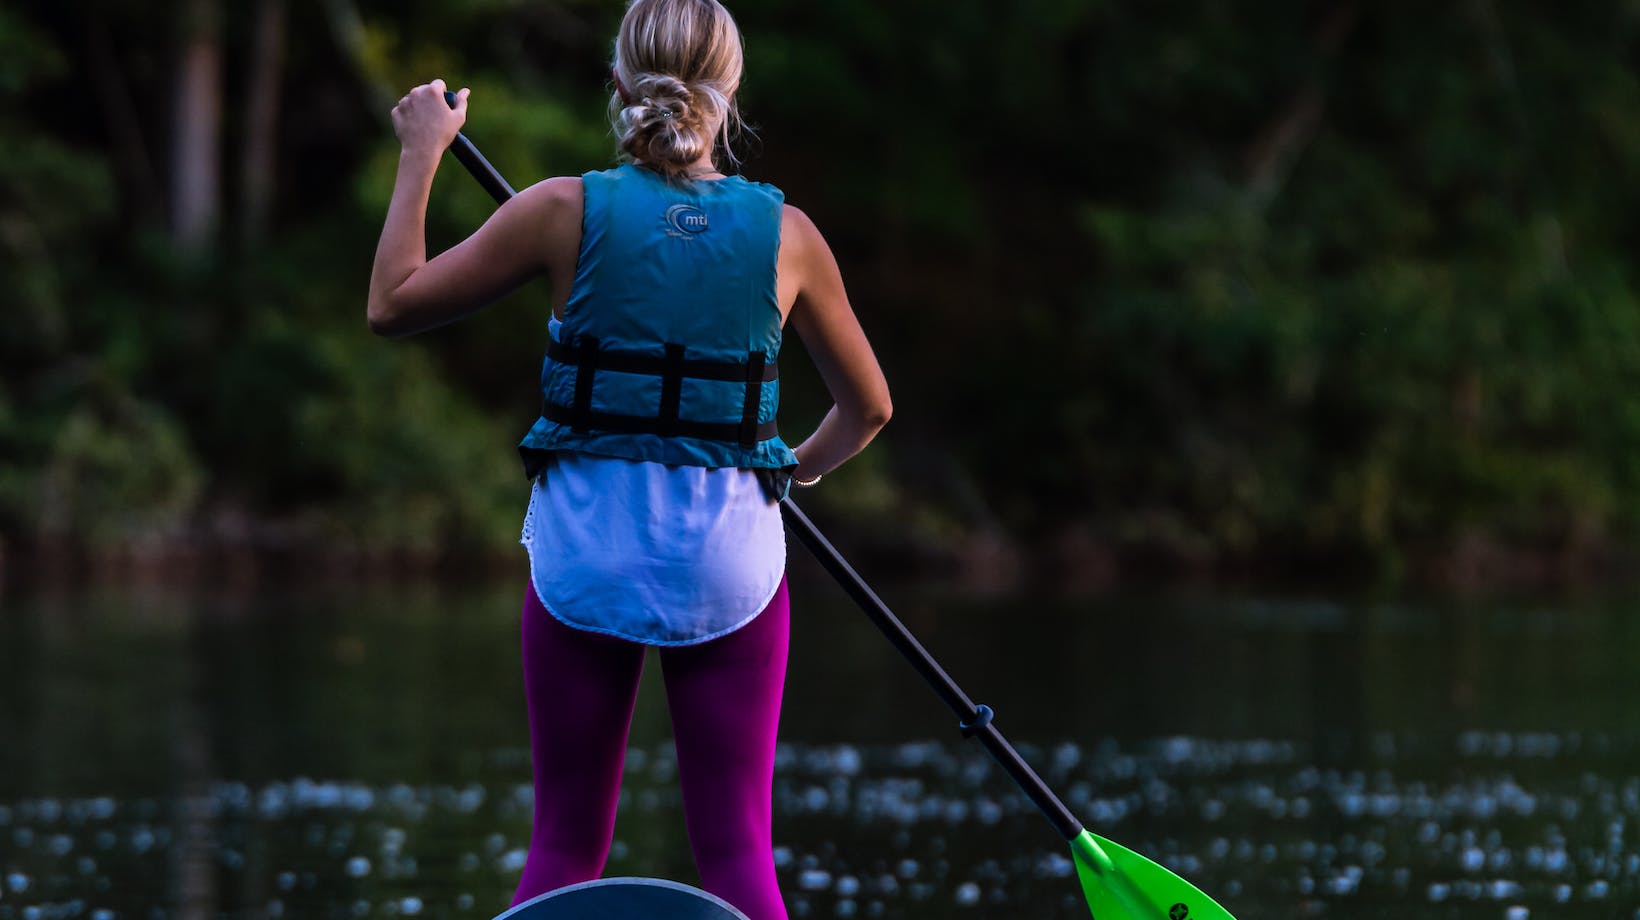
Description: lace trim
xmin=519 ymin=476 xmax=541 ymax=547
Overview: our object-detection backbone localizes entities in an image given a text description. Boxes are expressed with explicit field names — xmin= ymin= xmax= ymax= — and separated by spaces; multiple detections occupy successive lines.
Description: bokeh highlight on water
xmin=3 ymin=570 xmax=1638 ymax=918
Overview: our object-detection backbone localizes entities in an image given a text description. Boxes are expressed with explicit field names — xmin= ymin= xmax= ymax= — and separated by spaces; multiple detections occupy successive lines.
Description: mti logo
xmin=665 ymin=204 xmax=710 ymax=237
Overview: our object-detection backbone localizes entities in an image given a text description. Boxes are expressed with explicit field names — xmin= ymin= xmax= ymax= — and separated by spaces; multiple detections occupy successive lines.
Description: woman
xmin=365 ymin=2 xmax=891 ymax=917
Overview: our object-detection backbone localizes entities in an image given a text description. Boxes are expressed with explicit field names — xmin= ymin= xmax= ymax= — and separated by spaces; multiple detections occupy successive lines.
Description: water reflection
xmin=2 ymin=574 xmax=1639 ymax=918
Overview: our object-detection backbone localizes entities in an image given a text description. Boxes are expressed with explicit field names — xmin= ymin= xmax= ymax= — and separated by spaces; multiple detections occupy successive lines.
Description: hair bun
xmin=633 ymin=73 xmax=695 ymax=124
xmin=619 ymin=72 xmax=714 ymax=176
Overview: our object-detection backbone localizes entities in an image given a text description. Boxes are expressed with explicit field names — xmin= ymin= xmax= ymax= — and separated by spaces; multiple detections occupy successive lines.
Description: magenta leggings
xmin=511 ymin=576 xmax=790 ymax=920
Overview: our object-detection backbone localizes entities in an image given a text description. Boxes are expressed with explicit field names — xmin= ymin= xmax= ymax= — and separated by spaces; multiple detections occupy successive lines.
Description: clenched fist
xmin=392 ymin=79 xmax=469 ymax=157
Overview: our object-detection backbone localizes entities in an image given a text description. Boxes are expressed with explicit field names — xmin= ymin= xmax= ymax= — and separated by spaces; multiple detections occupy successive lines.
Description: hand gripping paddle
xmin=440 ymin=90 xmax=1240 ymax=920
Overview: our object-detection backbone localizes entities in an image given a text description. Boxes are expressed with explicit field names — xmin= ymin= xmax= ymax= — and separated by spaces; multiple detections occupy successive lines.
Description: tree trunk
xmin=1241 ymin=2 xmax=1360 ymax=205
xmin=240 ymin=0 xmax=287 ymax=245
xmin=320 ymin=0 xmax=398 ymax=120
xmin=84 ymin=22 xmax=163 ymax=225
xmin=170 ymin=0 xmax=223 ymax=251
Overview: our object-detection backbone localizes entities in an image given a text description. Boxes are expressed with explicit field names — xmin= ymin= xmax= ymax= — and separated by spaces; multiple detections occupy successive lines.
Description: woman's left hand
xmin=391 ymin=79 xmax=468 ymax=157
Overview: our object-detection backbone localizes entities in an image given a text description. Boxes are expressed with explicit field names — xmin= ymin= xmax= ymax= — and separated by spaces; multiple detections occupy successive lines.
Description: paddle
xmin=437 ymin=90 xmax=1240 ymax=920
xmin=777 ymin=502 xmax=1238 ymax=920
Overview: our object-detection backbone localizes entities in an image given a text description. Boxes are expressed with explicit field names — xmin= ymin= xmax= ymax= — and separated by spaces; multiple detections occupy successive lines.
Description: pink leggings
xmin=511 ymin=576 xmax=790 ymax=920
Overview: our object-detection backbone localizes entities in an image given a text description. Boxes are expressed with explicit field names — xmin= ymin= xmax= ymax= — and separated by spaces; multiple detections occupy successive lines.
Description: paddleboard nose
xmin=493 ymin=877 xmax=752 ymax=920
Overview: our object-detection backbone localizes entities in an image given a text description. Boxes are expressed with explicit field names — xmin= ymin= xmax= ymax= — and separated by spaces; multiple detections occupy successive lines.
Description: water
xmin=2 ymin=566 xmax=1638 ymax=918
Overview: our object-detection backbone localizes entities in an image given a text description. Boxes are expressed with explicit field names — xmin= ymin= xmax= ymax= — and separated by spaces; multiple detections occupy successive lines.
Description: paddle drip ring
xmin=959 ymin=704 xmax=995 ymax=739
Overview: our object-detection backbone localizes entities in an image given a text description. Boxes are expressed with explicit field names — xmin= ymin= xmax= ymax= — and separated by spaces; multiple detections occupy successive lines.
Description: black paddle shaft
xmin=776 ymin=499 xmax=1084 ymax=842
xmin=444 ymin=91 xmax=516 ymax=203
xmin=434 ymin=92 xmax=1086 ymax=843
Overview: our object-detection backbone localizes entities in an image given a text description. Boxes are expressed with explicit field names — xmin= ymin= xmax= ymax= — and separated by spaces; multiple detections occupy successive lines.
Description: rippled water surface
xmin=3 ymin=566 xmax=1639 ymax=919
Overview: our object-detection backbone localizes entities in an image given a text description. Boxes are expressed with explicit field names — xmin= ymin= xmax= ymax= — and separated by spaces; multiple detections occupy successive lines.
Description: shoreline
xmin=3 ymin=520 xmax=1634 ymax=597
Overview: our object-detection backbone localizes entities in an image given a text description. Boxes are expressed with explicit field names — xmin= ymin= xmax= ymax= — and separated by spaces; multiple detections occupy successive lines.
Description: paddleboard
xmin=494 ymin=877 xmax=752 ymax=920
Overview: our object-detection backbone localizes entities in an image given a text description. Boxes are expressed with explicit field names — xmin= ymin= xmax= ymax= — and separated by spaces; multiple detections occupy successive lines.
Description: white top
xmin=520 ymin=452 xmax=786 ymax=646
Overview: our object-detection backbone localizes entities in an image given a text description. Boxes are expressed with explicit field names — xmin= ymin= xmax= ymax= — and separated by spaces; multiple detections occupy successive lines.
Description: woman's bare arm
xmin=781 ymin=205 xmax=892 ymax=482
xmin=366 ymin=80 xmax=579 ymax=337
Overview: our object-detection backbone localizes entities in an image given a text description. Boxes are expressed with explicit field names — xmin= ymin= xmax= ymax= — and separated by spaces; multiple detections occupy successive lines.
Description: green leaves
xmin=5 ymin=0 xmax=1640 ymax=575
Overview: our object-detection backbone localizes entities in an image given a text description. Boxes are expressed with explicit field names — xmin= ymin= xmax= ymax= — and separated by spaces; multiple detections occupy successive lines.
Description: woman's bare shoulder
xmin=782 ymin=201 xmax=818 ymax=236
xmin=780 ymin=203 xmax=826 ymax=261
xmin=507 ymin=176 xmax=583 ymax=258
xmin=514 ymin=175 xmax=584 ymax=214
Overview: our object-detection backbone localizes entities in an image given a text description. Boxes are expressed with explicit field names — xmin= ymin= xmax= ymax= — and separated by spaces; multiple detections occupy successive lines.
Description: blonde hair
xmin=611 ymin=0 xmax=746 ymax=180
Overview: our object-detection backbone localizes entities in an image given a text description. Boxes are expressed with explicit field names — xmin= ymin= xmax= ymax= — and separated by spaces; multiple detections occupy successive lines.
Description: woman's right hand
xmin=391 ymin=79 xmax=469 ymax=159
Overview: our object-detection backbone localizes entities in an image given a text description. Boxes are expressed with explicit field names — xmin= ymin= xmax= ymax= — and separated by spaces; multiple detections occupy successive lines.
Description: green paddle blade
xmin=1071 ymin=830 xmax=1238 ymax=920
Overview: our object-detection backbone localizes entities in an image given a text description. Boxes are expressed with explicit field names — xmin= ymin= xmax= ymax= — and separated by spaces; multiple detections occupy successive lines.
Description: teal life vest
xmin=517 ymin=164 xmax=799 ymax=480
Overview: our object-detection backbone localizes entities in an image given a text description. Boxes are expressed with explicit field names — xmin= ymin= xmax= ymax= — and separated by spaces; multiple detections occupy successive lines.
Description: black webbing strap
xmin=549 ymin=337 xmax=780 ymax=446
xmin=658 ymin=343 xmax=686 ymax=435
xmin=542 ymin=402 xmax=779 ymax=444
xmin=571 ymin=335 xmax=599 ymax=433
xmin=547 ymin=339 xmax=777 ymax=383
xmin=739 ymin=351 xmax=766 ymax=450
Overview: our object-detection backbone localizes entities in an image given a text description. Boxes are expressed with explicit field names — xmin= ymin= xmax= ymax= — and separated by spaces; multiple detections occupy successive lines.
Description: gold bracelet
xmin=794 ymin=472 xmax=822 ymax=488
